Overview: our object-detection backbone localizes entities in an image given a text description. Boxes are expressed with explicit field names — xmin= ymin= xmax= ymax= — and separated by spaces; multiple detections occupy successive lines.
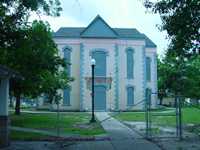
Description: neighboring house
xmin=47 ymin=15 xmax=158 ymax=111
xmin=162 ymin=97 xmax=175 ymax=107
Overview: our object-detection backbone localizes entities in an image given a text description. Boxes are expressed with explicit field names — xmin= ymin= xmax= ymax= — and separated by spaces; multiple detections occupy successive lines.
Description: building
xmin=0 ymin=65 xmax=22 ymax=147
xmin=52 ymin=15 xmax=157 ymax=111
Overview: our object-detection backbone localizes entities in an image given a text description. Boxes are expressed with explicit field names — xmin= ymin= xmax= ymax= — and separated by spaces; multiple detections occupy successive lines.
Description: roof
xmin=53 ymin=15 xmax=156 ymax=48
xmin=0 ymin=65 xmax=23 ymax=79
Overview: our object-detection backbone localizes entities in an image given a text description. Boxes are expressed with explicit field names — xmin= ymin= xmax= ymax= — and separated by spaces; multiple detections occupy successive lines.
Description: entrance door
xmin=94 ymin=85 xmax=106 ymax=111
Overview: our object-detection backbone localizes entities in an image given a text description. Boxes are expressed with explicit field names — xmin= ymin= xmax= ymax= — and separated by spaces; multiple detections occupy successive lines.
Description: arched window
xmin=63 ymin=87 xmax=70 ymax=106
xmin=63 ymin=47 xmax=72 ymax=76
xmin=91 ymin=51 xmax=107 ymax=76
xmin=63 ymin=46 xmax=72 ymax=105
xmin=146 ymin=57 xmax=151 ymax=81
xmin=127 ymin=86 xmax=134 ymax=106
xmin=126 ymin=48 xmax=134 ymax=79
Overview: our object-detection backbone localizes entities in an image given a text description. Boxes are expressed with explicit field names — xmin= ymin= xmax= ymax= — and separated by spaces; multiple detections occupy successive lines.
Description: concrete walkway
xmin=95 ymin=112 xmax=161 ymax=150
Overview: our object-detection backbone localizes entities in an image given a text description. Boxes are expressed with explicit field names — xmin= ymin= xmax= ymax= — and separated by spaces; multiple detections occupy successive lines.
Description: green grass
xmin=114 ymin=107 xmax=200 ymax=126
xmin=114 ymin=112 xmax=145 ymax=122
xmin=182 ymin=107 xmax=200 ymax=124
xmin=10 ymin=112 xmax=105 ymax=136
xmin=114 ymin=107 xmax=200 ymax=135
xmin=11 ymin=130 xmax=51 ymax=140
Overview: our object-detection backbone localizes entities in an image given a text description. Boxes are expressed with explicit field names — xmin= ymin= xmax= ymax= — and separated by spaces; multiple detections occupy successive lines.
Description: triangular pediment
xmin=81 ymin=15 xmax=118 ymax=38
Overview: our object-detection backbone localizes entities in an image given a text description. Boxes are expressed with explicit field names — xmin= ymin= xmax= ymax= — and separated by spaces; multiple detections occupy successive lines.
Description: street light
xmin=90 ymin=58 xmax=96 ymax=123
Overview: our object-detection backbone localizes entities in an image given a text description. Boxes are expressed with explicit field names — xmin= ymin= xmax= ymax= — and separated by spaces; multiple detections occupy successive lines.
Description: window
xmin=127 ymin=86 xmax=134 ymax=106
xmin=126 ymin=48 xmax=134 ymax=79
xmin=63 ymin=48 xmax=71 ymax=76
xmin=63 ymin=87 xmax=70 ymax=105
xmin=92 ymin=51 xmax=107 ymax=76
xmin=146 ymin=57 xmax=151 ymax=81
xmin=63 ymin=47 xmax=71 ymax=105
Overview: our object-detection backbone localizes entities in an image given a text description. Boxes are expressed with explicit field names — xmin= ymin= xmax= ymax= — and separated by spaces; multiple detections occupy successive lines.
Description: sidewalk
xmin=95 ymin=112 xmax=161 ymax=150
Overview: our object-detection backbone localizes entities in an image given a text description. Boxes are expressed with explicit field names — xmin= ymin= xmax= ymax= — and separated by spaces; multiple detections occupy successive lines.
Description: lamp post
xmin=90 ymin=59 xmax=96 ymax=123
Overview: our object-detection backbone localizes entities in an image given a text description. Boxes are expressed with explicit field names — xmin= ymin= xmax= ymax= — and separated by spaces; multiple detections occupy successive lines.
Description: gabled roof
xmin=53 ymin=15 xmax=157 ymax=48
xmin=53 ymin=27 xmax=84 ymax=38
xmin=0 ymin=65 xmax=23 ymax=79
xmin=142 ymin=34 xmax=157 ymax=48
xmin=80 ymin=15 xmax=118 ymax=38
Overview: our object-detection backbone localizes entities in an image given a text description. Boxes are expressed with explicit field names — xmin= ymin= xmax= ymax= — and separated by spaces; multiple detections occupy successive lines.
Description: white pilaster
xmin=0 ymin=78 xmax=9 ymax=116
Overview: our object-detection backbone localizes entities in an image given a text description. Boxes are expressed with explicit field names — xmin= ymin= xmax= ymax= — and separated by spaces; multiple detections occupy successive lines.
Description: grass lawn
xmin=10 ymin=112 xmax=105 ymax=137
xmin=11 ymin=130 xmax=52 ymax=141
xmin=113 ymin=107 xmax=200 ymax=126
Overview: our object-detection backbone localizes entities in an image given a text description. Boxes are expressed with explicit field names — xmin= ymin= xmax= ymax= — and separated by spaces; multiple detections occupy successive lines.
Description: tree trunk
xmin=15 ymin=92 xmax=21 ymax=115
xmin=9 ymin=95 xmax=13 ymax=108
xmin=160 ymin=96 xmax=164 ymax=105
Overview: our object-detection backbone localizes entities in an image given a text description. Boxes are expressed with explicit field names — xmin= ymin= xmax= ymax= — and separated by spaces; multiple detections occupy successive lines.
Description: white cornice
xmin=53 ymin=38 xmax=145 ymax=46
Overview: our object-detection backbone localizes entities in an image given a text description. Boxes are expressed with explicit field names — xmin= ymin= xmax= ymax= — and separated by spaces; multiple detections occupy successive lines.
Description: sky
xmin=31 ymin=0 xmax=169 ymax=56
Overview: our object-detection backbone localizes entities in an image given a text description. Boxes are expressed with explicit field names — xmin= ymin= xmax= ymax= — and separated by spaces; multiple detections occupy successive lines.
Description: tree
xmin=40 ymin=70 xmax=73 ymax=105
xmin=0 ymin=0 xmax=62 ymax=58
xmin=157 ymin=58 xmax=167 ymax=105
xmin=157 ymin=53 xmax=200 ymax=105
xmin=144 ymin=0 xmax=200 ymax=100
xmin=10 ymin=21 xmax=70 ymax=115
xmin=144 ymin=0 xmax=200 ymax=57
xmin=183 ymin=56 xmax=200 ymax=103
xmin=0 ymin=1 xmax=68 ymax=115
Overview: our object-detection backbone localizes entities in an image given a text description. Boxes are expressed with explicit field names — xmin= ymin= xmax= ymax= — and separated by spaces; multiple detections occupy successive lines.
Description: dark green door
xmin=94 ymin=85 xmax=106 ymax=111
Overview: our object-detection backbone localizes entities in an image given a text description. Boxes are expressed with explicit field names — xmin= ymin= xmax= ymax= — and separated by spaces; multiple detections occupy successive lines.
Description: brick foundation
xmin=0 ymin=116 xmax=10 ymax=148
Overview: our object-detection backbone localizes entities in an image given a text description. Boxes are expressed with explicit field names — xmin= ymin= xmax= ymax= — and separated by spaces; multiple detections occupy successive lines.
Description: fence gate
xmin=145 ymin=93 xmax=183 ymax=140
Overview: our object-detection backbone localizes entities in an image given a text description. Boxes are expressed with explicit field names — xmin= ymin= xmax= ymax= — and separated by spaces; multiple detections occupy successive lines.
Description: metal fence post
xmin=175 ymin=95 xmax=183 ymax=140
xmin=148 ymin=97 xmax=151 ymax=138
xmin=57 ymin=102 xmax=60 ymax=137
xmin=145 ymin=95 xmax=149 ymax=138
xmin=178 ymin=96 xmax=183 ymax=140
xmin=145 ymin=90 xmax=151 ymax=139
xmin=175 ymin=96 xmax=179 ymax=137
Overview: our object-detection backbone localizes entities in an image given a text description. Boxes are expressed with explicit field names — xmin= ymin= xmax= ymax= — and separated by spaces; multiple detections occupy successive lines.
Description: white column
xmin=0 ymin=77 xmax=10 ymax=148
xmin=152 ymin=53 xmax=158 ymax=108
xmin=0 ymin=78 xmax=9 ymax=116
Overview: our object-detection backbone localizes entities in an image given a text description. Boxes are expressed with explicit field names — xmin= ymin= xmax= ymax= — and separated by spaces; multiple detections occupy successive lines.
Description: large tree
xmin=0 ymin=0 xmax=62 ymax=56
xmin=157 ymin=54 xmax=200 ymax=104
xmin=144 ymin=0 xmax=200 ymax=57
xmin=183 ymin=56 xmax=200 ymax=102
xmin=10 ymin=21 xmax=70 ymax=115
xmin=144 ymin=0 xmax=200 ymax=99
xmin=157 ymin=58 xmax=168 ymax=105
xmin=0 ymin=1 xmax=73 ymax=115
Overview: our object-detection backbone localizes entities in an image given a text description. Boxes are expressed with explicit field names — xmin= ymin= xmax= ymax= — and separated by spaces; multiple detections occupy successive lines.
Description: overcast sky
xmin=31 ymin=0 xmax=169 ymax=56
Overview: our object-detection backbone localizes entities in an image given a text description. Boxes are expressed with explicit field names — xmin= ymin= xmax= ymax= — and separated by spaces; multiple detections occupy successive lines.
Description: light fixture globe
xmin=91 ymin=59 xmax=96 ymax=66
